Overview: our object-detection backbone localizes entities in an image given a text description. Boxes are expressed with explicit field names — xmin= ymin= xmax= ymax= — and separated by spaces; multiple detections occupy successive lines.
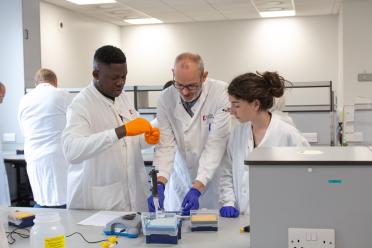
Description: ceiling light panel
xmin=259 ymin=10 xmax=295 ymax=17
xmin=251 ymin=0 xmax=294 ymax=11
xmin=265 ymin=1 xmax=283 ymax=6
xmin=251 ymin=0 xmax=295 ymax=17
xmin=124 ymin=18 xmax=163 ymax=24
xmin=206 ymin=0 xmax=255 ymax=12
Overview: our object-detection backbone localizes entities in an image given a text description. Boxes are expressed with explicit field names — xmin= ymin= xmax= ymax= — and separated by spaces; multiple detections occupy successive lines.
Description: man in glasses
xmin=148 ymin=52 xmax=230 ymax=215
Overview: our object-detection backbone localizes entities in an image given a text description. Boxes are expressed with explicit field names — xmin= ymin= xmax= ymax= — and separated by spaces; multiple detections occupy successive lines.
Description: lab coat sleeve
xmin=153 ymin=98 xmax=177 ymax=180
xmin=17 ymin=101 xmax=24 ymax=135
xmin=195 ymin=88 xmax=230 ymax=186
xmin=62 ymin=102 xmax=119 ymax=164
xmin=219 ymin=137 xmax=237 ymax=207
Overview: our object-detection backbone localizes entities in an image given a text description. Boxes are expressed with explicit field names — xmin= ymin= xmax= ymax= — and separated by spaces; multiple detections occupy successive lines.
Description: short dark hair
xmin=93 ymin=45 xmax=126 ymax=68
xmin=228 ymin=71 xmax=290 ymax=111
xmin=163 ymin=80 xmax=174 ymax=90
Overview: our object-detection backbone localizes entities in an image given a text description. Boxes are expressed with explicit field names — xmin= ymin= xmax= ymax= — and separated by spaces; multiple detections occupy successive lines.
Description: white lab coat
xmin=219 ymin=113 xmax=309 ymax=214
xmin=18 ymin=83 xmax=70 ymax=206
xmin=154 ymin=78 xmax=230 ymax=211
xmin=272 ymin=110 xmax=296 ymax=127
xmin=62 ymin=83 xmax=149 ymax=211
xmin=0 ymin=214 xmax=9 ymax=248
xmin=0 ymin=142 xmax=10 ymax=206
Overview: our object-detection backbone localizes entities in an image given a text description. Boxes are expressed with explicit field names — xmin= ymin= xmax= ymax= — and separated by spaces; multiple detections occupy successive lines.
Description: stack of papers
xmin=78 ymin=211 xmax=134 ymax=227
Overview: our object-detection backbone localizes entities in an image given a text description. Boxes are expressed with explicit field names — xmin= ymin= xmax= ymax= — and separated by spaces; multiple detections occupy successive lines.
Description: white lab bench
xmin=6 ymin=207 xmax=250 ymax=248
xmin=246 ymin=146 xmax=372 ymax=248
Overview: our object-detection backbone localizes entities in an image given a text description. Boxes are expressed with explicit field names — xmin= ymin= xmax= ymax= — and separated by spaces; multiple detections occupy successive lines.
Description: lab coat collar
xmin=250 ymin=112 xmax=276 ymax=149
xmin=35 ymin=82 xmax=55 ymax=88
xmin=89 ymin=82 xmax=135 ymax=121
xmin=90 ymin=82 xmax=116 ymax=105
xmin=173 ymin=80 xmax=209 ymax=132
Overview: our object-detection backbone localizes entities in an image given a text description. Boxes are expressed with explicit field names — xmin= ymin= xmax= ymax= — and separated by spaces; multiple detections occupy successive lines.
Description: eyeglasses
xmin=172 ymin=78 xmax=202 ymax=91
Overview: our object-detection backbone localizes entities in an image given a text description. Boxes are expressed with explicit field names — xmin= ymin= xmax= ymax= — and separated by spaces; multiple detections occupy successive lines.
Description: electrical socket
xmin=288 ymin=228 xmax=335 ymax=248
xmin=358 ymin=73 xmax=372 ymax=82
xmin=2 ymin=133 xmax=16 ymax=142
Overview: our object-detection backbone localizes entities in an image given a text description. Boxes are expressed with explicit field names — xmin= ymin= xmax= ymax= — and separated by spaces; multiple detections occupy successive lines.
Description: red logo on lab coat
xmin=202 ymin=114 xmax=214 ymax=122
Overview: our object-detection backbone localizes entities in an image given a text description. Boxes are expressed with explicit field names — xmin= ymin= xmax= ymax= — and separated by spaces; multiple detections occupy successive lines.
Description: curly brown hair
xmin=228 ymin=71 xmax=291 ymax=111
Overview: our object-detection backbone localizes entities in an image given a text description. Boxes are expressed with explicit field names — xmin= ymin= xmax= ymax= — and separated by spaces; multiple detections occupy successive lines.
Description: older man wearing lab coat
xmin=18 ymin=69 xmax=70 ymax=208
xmin=62 ymin=45 xmax=159 ymax=211
xmin=150 ymin=52 xmax=230 ymax=214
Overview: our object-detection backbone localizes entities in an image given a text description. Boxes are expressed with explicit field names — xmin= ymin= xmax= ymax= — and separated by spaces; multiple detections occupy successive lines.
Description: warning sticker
xmin=45 ymin=235 xmax=65 ymax=248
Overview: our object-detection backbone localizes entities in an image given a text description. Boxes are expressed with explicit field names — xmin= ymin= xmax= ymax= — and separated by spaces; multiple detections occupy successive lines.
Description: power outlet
xmin=2 ymin=133 xmax=16 ymax=142
xmin=288 ymin=228 xmax=335 ymax=248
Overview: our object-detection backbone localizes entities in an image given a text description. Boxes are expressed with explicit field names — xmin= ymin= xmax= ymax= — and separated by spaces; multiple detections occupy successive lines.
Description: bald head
xmin=174 ymin=52 xmax=204 ymax=73
xmin=0 ymin=82 xmax=5 ymax=104
xmin=34 ymin=68 xmax=58 ymax=87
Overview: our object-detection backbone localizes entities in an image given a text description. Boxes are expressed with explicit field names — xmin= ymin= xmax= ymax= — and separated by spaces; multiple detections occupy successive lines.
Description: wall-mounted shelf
xmin=283 ymin=81 xmax=336 ymax=146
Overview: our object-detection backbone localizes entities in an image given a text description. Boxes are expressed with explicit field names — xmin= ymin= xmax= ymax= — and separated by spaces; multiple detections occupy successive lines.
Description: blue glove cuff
xmin=190 ymin=187 xmax=201 ymax=197
xmin=157 ymin=183 xmax=165 ymax=192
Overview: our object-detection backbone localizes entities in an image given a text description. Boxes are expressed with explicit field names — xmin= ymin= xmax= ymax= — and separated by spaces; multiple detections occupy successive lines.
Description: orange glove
xmin=145 ymin=128 xmax=160 ymax=145
xmin=124 ymin=117 xmax=152 ymax=136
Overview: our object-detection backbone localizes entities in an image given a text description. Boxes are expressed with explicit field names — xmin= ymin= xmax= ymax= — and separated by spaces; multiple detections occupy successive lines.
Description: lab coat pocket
xmin=91 ymin=181 xmax=125 ymax=210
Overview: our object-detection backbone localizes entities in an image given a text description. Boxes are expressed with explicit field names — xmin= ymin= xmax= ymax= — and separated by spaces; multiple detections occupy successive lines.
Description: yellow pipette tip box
xmin=191 ymin=214 xmax=218 ymax=222
xmin=190 ymin=209 xmax=218 ymax=231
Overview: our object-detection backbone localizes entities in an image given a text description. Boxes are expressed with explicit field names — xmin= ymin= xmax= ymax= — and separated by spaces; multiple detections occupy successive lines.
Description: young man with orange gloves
xmin=62 ymin=45 xmax=159 ymax=211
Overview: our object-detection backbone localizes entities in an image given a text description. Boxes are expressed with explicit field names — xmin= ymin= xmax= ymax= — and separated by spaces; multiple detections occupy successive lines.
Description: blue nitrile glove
xmin=220 ymin=206 xmax=240 ymax=218
xmin=147 ymin=183 xmax=165 ymax=212
xmin=181 ymin=188 xmax=201 ymax=215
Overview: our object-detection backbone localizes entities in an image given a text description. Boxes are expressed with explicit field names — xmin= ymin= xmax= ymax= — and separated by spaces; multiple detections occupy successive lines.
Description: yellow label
xmin=45 ymin=235 xmax=65 ymax=248
xmin=191 ymin=214 xmax=217 ymax=222
xmin=14 ymin=211 xmax=34 ymax=219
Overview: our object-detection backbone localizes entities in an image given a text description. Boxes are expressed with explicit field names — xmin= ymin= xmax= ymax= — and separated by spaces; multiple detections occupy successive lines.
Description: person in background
xmin=18 ymin=69 xmax=70 ymax=208
xmin=147 ymin=80 xmax=176 ymax=128
xmin=0 ymin=82 xmax=11 ymax=206
xmin=0 ymin=82 xmax=5 ymax=104
xmin=62 ymin=45 xmax=159 ymax=211
xmin=148 ymin=52 xmax=230 ymax=215
xmin=146 ymin=79 xmax=177 ymax=208
xmin=219 ymin=71 xmax=309 ymax=218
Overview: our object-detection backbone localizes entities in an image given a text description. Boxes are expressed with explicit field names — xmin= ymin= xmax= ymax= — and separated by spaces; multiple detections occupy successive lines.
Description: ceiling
xmin=43 ymin=0 xmax=344 ymax=26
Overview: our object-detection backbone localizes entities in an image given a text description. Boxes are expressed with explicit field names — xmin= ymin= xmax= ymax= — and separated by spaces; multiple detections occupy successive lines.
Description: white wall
xmin=40 ymin=2 xmax=121 ymax=88
xmin=23 ymin=0 xmax=41 ymax=88
xmin=341 ymin=0 xmax=372 ymax=106
xmin=120 ymin=15 xmax=338 ymax=94
xmin=338 ymin=6 xmax=344 ymax=110
xmin=0 ymin=0 xmax=25 ymax=150
xmin=40 ymin=6 xmax=338 ymax=105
